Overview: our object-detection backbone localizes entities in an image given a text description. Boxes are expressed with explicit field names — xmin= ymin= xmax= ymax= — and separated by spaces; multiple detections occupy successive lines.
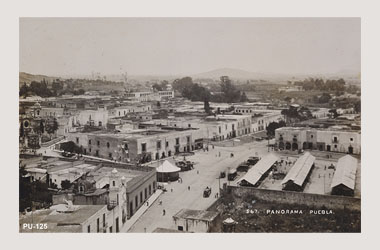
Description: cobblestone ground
xmin=128 ymin=139 xmax=271 ymax=232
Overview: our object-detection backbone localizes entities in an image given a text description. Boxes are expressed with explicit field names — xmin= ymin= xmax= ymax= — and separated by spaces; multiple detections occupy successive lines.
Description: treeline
xmin=19 ymin=79 xmax=85 ymax=98
xmin=172 ymin=76 xmax=248 ymax=103
xmin=294 ymin=78 xmax=346 ymax=91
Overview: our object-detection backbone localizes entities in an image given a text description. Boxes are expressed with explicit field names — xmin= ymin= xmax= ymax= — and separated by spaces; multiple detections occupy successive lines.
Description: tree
xmin=266 ymin=121 xmax=286 ymax=137
xmin=354 ymin=100 xmax=361 ymax=113
xmin=20 ymin=122 xmax=24 ymax=138
xmin=19 ymin=83 xmax=29 ymax=97
xmin=204 ymin=100 xmax=211 ymax=114
xmin=152 ymin=83 xmax=163 ymax=91
xmin=46 ymin=118 xmax=59 ymax=137
xmin=60 ymin=141 xmax=82 ymax=154
xmin=318 ymin=93 xmax=332 ymax=103
xmin=39 ymin=120 xmax=45 ymax=134
xmin=61 ymin=180 xmax=72 ymax=190
xmin=240 ymin=92 xmax=248 ymax=102
xmin=329 ymin=109 xmax=339 ymax=118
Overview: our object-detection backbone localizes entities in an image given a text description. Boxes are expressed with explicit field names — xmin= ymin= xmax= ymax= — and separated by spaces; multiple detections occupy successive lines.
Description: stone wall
xmin=225 ymin=186 xmax=360 ymax=211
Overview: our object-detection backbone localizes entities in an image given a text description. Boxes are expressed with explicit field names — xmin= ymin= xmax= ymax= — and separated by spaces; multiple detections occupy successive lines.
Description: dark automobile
xmin=227 ymin=168 xmax=237 ymax=181
xmin=247 ymin=157 xmax=259 ymax=166
xmin=61 ymin=152 xmax=75 ymax=158
xmin=237 ymin=163 xmax=250 ymax=172
xmin=203 ymin=187 xmax=212 ymax=198
xmin=219 ymin=171 xmax=226 ymax=178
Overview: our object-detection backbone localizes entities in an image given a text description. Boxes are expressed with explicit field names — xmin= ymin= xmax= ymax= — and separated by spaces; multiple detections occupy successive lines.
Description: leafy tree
xmin=240 ymin=92 xmax=248 ymax=102
xmin=20 ymin=122 xmax=25 ymax=138
xmin=266 ymin=121 xmax=287 ymax=137
xmin=204 ymin=100 xmax=211 ymax=114
xmin=19 ymin=83 xmax=29 ymax=97
xmin=152 ymin=83 xmax=163 ymax=91
xmin=46 ymin=118 xmax=58 ymax=137
xmin=220 ymin=76 xmax=241 ymax=103
xmin=60 ymin=141 xmax=82 ymax=154
xmin=318 ymin=93 xmax=332 ymax=103
xmin=61 ymin=180 xmax=72 ymax=190
xmin=329 ymin=109 xmax=339 ymax=118
xmin=39 ymin=120 xmax=45 ymax=134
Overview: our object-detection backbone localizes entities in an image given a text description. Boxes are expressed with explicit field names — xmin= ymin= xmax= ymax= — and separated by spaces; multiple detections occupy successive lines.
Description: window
xmin=97 ymin=218 xmax=100 ymax=233
xmin=176 ymin=138 xmax=180 ymax=145
xmin=219 ymin=126 xmax=221 ymax=134
xmin=109 ymin=153 xmax=112 ymax=159
xmin=89 ymin=140 xmax=92 ymax=145
xmin=188 ymin=124 xmax=191 ymax=128
xmin=350 ymin=138 xmax=353 ymax=142
xmin=97 ymin=141 xmax=100 ymax=146
xmin=107 ymin=142 xmax=110 ymax=148
xmin=141 ymin=143 xmax=147 ymax=152
xmin=187 ymin=136 xmax=190 ymax=143
xmin=76 ymin=137 xmax=79 ymax=144
xmin=135 ymin=196 xmax=138 ymax=208
xmin=157 ymin=140 xmax=161 ymax=150
xmin=113 ymin=181 xmax=115 ymax=187
xmin=145 ymin=188 xmax=147 ymax=199
xmin=87 ymin=225 xmax=91 ymax=233
xmin=109 ymin=226 xmax=112 ymax=233
xmin=334 ymin=145 xmax=337 ymax=148
xmin=124 ymin=144 xmax=128 ymax=150
xmin=165 ymin=141 xmax=169 ymax=148
xmin=140 ymin=191 xmax=143 ymax=203
xmin=149 ymin=185 xmax=151 ymax=195
xmin=333 ymin=137 xmax=338 ymax=143
xmin=311 ymin=135 xmax=313 ymax=139
xmin=89 ymin=148 xmax=91 ymax=153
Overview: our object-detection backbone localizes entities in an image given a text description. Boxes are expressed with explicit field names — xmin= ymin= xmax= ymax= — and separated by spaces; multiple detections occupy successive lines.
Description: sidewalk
xmin=120 ymin=189 xmax=163 ymax=233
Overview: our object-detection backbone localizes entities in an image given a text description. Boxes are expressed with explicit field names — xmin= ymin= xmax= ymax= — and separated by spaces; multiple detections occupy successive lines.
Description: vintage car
xmin=219 ymin=171 xmax=226 ymax=178
xmin=203 ymin=187 xmax=212 ymax=198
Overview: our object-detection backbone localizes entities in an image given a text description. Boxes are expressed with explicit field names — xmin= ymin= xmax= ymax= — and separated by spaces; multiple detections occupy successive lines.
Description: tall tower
xmin=109 ymin=168 xmax=120 ymax=206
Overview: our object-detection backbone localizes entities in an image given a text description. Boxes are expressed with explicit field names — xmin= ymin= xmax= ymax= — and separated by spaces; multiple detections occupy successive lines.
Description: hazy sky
xmin=20 ymin=18 xmax=360 ymax=76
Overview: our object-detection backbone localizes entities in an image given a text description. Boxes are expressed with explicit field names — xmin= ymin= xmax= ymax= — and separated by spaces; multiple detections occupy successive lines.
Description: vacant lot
xmin=209 ymin=192 xmax=361 ymax=233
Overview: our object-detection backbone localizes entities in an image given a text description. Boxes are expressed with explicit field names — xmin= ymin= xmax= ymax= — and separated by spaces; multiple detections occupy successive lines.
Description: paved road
xmin=128 ymin=140 xmax=270 ymax=232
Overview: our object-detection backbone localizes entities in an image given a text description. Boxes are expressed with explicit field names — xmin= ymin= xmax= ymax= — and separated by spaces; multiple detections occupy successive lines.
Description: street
xmin=128 ymin=139 xmax=270 ymax=232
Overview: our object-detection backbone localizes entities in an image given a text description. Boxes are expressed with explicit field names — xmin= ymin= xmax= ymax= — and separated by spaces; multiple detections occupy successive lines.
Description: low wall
xmin=41 ymin=136 xmax=65 ymax=148
xmin=225 ymin=186 xmax=361 ymax=211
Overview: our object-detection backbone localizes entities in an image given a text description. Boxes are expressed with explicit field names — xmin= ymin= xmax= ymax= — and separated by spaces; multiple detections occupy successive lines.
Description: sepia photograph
xmin=17 ymin=17 xmax=362 ymax=233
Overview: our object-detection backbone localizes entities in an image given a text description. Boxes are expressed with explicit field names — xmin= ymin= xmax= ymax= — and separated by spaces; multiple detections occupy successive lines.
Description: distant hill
xmin=191 ymin=68 xmax=289 ymax=81
xmin=19 ymin=72 xmax=61 ymax=85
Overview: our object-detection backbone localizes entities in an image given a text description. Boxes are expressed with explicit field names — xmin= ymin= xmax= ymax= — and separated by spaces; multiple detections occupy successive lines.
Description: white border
xmin=1 ymin=0 xmax=379 ymax=249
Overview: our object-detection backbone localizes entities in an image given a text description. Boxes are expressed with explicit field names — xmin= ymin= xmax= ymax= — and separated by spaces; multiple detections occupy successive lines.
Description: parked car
xmin=247 ymin=157 xmax=259 ymax=166
xmin=237 ymin=163 xmax=250 ymax=172
xmin=228 ymin=168 xmax=237 ymax=181
xmin=219 ymin=171 xmax=226 ymax=178
xmin=61 ymin=152 xmax=75 ymax=158
xmin=203 ymin=187 xmax=212 ymax=198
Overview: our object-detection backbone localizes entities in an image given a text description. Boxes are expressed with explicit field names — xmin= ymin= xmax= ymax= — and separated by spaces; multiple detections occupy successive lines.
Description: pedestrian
xmin=171 ymin=188 xmax=173 ymax=192
xmin=146 ymin=201 xmax=149 ymax=206
xmin=197 ymin=170 xmax=199 ymax=174
xmin=188 ymin=186 xmax=190 ymax=191
xmin=325 ymin=165 xmax=326 ymax=170
xmin=212 ymin=145 xmax=214 ymax=149
xmin=163 ymin=209 xmax=166 ymax=216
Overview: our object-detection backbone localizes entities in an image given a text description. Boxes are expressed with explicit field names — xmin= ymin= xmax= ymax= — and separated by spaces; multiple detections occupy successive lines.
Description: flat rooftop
xmin=19 ymin=205 xmax=105 ymax=233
